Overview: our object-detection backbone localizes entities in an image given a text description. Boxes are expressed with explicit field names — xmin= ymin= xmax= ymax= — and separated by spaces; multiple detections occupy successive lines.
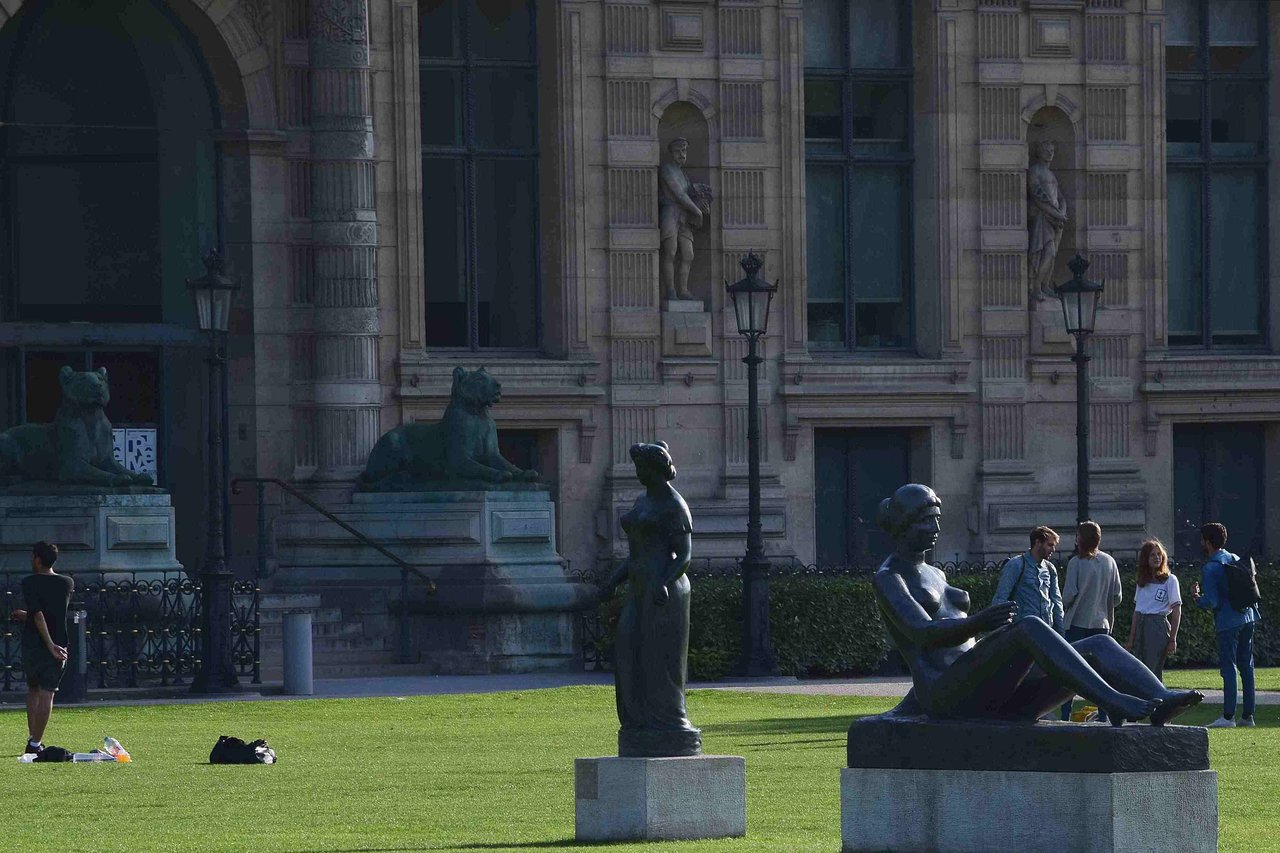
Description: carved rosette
xmin=303 ymin=0 xmax=380 ymax=480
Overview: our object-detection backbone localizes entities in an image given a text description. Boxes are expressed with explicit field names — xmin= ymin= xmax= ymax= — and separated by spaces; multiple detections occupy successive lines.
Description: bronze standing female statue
xmin=599 ymin=441 xmax=701 ymax=757
xmin=874 ymin=484 xmax=1203 ymax=726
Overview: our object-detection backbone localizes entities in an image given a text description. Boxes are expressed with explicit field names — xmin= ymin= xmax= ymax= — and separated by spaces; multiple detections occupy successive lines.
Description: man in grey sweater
xmin=1060 ymin=521 xmax=1122 ymax=720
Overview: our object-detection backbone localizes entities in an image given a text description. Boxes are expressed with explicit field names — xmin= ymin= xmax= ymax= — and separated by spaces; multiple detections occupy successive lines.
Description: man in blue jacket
xmin=1192 ymin=522 xmax=1259 ymax=728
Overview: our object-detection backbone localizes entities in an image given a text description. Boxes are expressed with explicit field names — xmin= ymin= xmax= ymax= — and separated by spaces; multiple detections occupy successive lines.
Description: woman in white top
xmin=1124 ymin=539 xmax=1182 ymax=681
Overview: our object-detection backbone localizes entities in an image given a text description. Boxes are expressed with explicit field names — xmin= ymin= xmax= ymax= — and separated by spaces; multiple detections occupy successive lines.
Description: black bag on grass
xmin=34 ymin=746 xmax=72 ymax=762
xmin=209 ymin=735 xmax=276 ymax=765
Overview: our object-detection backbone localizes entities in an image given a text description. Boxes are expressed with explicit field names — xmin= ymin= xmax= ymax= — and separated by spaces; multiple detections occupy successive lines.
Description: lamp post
xmin=188 ymin=250 xmax=242 ymax=694
xmin=726 ymin=251 xmax=777 ymax=676
xmin=1055 ymin=254 xmax=1105 ymax=525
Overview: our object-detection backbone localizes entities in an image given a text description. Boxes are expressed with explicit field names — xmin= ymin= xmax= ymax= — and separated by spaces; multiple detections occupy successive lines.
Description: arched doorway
xmin=0 ymin=0 xmax=230 ymax=571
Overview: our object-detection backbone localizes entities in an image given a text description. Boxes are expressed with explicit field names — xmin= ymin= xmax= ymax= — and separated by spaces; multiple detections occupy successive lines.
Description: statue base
xmin=618 ymin=727 xmax=702 ymax=758
xmin=0 ymin=492 xmax=182 ymax=575
xmin=575 ymin=756 xmax=746 ymax=842
xmin=842 ymin=717 xmax=1216 ymax=852
xmin=271 ymin=490 xmax=596 ymax=674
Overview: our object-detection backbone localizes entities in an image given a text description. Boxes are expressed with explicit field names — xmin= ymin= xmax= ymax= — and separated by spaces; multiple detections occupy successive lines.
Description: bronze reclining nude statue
xmin=872 ymin=484 xmax=1203 ymax=726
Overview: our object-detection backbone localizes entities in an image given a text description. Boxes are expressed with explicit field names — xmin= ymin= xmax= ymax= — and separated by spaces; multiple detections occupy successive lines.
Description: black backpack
xmin=1219 ymin=556 xmax=1262 ymax=614
xmin=33 ymin=746 xmax=72 ymax=762
xmin=209 ymin=735 xmax=277 ymax=765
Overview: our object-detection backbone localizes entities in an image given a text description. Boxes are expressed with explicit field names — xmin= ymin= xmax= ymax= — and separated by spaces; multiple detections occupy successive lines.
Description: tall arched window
xmin=419 ymin=0 xmax=540 ymax=350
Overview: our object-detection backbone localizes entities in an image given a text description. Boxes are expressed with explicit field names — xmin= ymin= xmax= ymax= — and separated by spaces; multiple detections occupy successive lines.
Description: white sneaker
xmin=1239 ymin=716 xmax=1256 ymax=728
xmin=1207 ymin=717 xmax=1236 ymax=728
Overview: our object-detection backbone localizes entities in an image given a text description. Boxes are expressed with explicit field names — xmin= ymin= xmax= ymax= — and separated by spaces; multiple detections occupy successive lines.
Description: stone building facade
xmin=1 ymin=0 xmax=1278 ymax=586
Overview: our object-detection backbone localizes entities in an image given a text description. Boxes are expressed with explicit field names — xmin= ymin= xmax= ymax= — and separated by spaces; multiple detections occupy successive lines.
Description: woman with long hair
xmin=1124 ymin=539 xmax=1182 ymax=680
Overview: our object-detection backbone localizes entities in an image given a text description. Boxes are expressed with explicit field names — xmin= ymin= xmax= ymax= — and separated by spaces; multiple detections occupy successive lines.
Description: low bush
xmin=670 ymin=561 xmax=1278 ymax=681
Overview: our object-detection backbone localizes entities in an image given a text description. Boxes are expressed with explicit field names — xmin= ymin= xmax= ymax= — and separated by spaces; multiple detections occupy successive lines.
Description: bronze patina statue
xmin=358 ymin=366 xmax=540 ymax=491
xmin=599 ymin=441 xmax=701 ymax=757
xmin=873 ymin=484 xmax=1202 ymax=726
xmin=0 ymin=366 xmax=154 ymax=489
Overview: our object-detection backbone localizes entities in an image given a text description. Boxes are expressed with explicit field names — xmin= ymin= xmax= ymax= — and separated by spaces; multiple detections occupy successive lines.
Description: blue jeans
xmin=1217 ymin=622 xmax=1256 ymax=719
xmin=1063 ymin=627 xmax=1110 ymax=721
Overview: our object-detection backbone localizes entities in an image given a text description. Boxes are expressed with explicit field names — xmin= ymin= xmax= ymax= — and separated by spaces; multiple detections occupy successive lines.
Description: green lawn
xmin=1164 ymin=666 xmax=1280 ymax=692
xmin=0 ymin=687 xmax=1275 ymax=852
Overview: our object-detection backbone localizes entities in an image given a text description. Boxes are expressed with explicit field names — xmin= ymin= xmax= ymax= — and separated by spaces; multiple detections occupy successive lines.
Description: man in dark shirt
xmin=9 ymin=541 xmax=74 ymax=755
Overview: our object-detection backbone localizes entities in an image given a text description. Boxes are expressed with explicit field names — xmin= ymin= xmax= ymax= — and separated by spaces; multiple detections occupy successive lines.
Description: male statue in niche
xmin=1027 ymin=139 xmax=1068 ymax=299
xmin=658 ymin=137 xmax=712 ymax=302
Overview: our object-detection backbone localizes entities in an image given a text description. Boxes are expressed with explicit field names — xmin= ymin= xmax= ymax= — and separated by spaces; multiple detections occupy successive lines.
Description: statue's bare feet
xmin=676 ymin=289 xmax=693 ymax=301
xmin=1101 ymin=695 xmax=1160 ymax=727
xmin=1150 ymin=690 xmax=1204 ymax=727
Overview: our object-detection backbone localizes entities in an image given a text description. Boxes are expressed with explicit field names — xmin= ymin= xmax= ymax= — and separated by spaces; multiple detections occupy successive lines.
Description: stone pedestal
xmin=842 ymin=716 xmax=1217 ymax=853
xmin=662 ymin=299 xmax=712 ymax=357
xmin=273 ymin=489 xmax=596 ymax=673
xmin=575 ymin=756 xmax=746 ymax=842
xmin=0 ymin=492 xmax=182 ymax=575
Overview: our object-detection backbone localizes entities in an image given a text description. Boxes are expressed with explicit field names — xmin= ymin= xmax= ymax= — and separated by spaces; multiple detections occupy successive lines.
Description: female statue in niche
xmin=658 ymin=137 xmax=713 ymax=301
xmin=1027 ymin=139 xmax=1068 ymax=299
xmin=872 ymin=484 xmax=1204 ymax=726
xmin=598 ymin=440 xmax=701 ymax=757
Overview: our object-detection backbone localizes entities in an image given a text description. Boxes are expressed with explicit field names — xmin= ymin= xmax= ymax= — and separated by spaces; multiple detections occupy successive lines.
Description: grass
xmin=0 ymin=687 xmax=1274 ymax=852
xmin=1164 ymin=666 xmax=1280 ymax=692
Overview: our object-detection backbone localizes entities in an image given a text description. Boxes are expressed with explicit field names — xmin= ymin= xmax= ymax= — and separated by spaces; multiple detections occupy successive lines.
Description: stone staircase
xmin=258 ymin=592 xmax=434 ymax=681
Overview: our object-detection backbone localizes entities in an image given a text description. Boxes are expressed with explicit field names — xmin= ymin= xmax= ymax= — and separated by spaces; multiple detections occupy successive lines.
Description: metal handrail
xmin=231 ymin=477 xmax=437 ymax=665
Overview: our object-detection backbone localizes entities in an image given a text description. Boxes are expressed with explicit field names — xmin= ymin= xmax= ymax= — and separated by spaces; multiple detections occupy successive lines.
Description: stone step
xmin=261 ymin=634 xmax=393 ymax=657
xmin=259 ymin=593 xmax=323 ymax=611
xmin=259 ymin=607 xmax=346 ymax=626
xmin=259 ymin=619 xmax=364 ymax=639
xmin=259 ymin=661 xmax=437 ymax=681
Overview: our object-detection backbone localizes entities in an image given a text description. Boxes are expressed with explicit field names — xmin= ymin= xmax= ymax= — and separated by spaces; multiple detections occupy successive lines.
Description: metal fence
xmin=0 ymin=570 xmax=260 ymax=691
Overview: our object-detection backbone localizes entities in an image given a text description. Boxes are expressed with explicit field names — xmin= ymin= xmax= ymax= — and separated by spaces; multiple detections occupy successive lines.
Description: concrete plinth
xmin=575 ymin=755 xmax=746 ymax=842
xmin=0 ymin=492 xmax=182 ymax=575
xmin=840 ymin=766 xmax=1217 ymax=853
xmin=272 ymin=489 xmax=596 ymax=673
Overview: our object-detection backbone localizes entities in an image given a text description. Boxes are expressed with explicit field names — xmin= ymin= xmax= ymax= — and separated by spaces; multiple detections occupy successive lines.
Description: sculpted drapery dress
xmin=614 ymin=493 xmax=697 ymax=735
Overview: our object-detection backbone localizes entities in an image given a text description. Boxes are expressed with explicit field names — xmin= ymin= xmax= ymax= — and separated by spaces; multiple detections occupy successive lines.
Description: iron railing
xmin=231 ymin=477 xmax=437 ymax=665
xmin=0 ymin=570 xmax=259 ymax=690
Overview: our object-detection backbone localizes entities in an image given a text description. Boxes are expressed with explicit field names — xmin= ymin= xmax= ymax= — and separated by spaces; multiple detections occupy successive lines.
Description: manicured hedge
xmin=593 ymin=561 xmax=1276 ymax=682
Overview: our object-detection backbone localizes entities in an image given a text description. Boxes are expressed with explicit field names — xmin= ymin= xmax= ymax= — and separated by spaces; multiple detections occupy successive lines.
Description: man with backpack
xmin=1192 ymin=522 xmax=1261 ymax=728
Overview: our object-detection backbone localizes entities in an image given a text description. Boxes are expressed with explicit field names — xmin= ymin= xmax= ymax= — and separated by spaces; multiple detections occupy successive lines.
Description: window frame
xmin=803 ymin=1 xmax=915 ymax=353
xmin=419 ymin=0 xmax=543 ymax=353
xmin=1165 ymin=0 xmax=1270 ymax=350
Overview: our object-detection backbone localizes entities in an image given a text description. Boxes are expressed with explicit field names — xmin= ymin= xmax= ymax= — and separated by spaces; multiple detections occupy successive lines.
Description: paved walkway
xmin=1 ymin=671 xmax=1276 ymax=709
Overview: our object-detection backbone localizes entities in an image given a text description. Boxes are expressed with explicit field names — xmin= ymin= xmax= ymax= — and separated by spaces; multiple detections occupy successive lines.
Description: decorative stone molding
xmin=606 ymin=3 xmax=650 ymax=55
xmin=659 ymin=5 xmax=704 ymax=51
xmin=1086 ymin=9 xmax=1126 ymax=63
xmin=559 ymin=6 xmax=590 ymax=353
xmin=936 ymin=11 xmax=962 ymax=351
xmin=719 ymin=6 xmax=762 ymax=57
xmin=391 ymin=0 xmax=423 ymax=349
xmin=1030 ymin=15 xmax=1073 ymax=58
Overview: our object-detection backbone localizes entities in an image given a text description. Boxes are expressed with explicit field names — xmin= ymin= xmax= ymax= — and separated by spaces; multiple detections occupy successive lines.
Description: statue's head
xmin=877 ymin=484 xmax=942 ymax=554
xmin=1035 ymin=139 xmax=1056 ymax=164
xmin=450 ymin=366 xmax=502 ymax=412
xmin=59 ymin=365 xmax=110 ymax=409
xmin=630 ymin=440 xmax=676 ymax=485
xmin=667 ymin=137 xmax=689 ymax=165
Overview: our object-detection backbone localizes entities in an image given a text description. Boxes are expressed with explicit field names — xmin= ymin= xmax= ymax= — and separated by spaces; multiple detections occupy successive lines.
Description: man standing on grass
xmin=9 ymin=541 xmax=74 ymax=755
xmin=1192 ymin=523 xmax=1258 ymax=729
xmin=1059 ymin=521 xmax=1123 ymax=721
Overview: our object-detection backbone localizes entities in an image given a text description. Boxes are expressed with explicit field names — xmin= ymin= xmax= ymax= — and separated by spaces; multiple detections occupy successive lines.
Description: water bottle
xmin=103 ymin=737 xmax=130 ymax=762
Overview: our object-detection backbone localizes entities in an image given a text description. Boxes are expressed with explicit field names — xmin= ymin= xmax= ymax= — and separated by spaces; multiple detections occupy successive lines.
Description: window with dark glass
xmin=803 ymin=0 xmax=912 ymax=350
xmin=1165 ymin=0 xmax=1267 ymax=348
xmin=419 ymin=0 xmax=540 ymax=349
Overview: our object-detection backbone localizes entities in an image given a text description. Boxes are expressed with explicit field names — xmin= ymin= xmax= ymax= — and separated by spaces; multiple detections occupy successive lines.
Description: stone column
xmin=306 ymin=0 xmax=381 ymax=480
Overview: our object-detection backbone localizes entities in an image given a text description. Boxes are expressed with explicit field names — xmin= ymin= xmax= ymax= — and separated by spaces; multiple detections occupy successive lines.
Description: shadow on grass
xmin=699 ymin=712 xmax=873 ymax=738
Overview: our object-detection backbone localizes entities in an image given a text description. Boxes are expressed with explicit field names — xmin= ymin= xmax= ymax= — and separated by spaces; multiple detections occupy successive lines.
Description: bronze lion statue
xmin=357 ymin=366 xmax=540 ymax=491
xmin=0 ymin=366 xmax=154 ymax=488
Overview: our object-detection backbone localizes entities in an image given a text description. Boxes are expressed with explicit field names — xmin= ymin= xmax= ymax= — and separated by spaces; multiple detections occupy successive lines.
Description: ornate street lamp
xmin=1055 ymin=254 xmax=1105 ymax=525
xmin=726 ymin=251 xmax=777 ymax=676
xmin=188 ymin=250 xmax=241 ymax=694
